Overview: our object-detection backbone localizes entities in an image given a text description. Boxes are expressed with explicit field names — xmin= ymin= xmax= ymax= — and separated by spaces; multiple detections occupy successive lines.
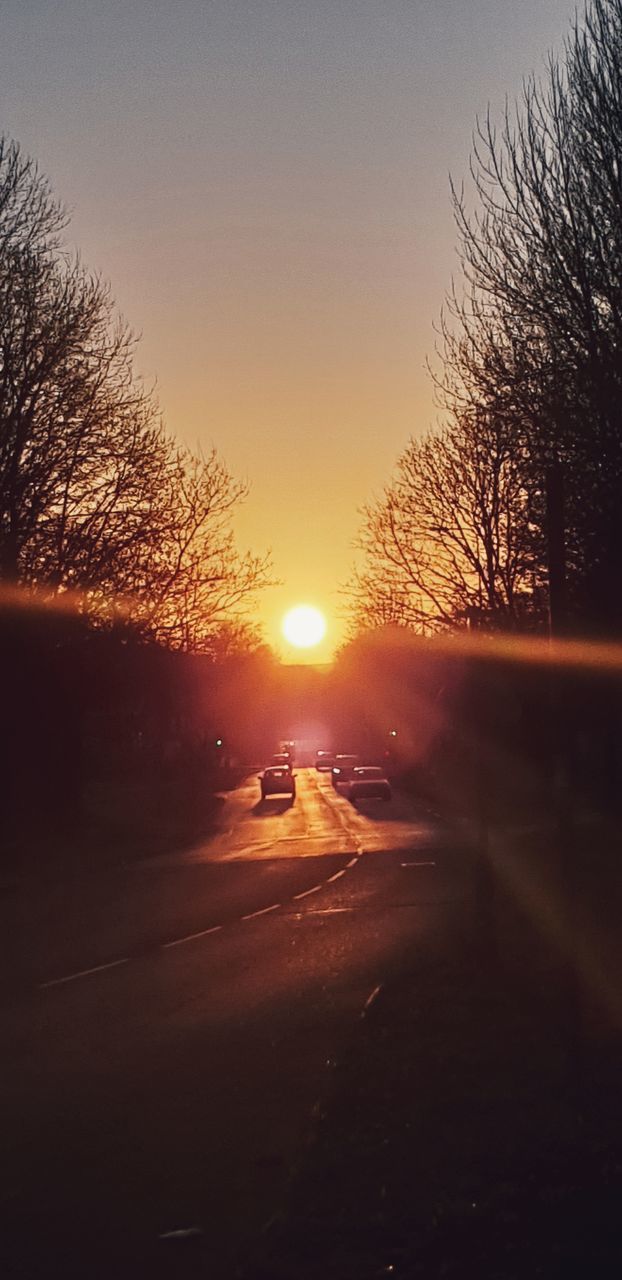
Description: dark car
xmin=347 ymin=766 xmax=392 ymax=802
xmin=315 ymin=751 xmax=336 ymax=771
xmin=331 ymin=754 xmax=360 ymax=788
xmin=260 ymin=766 xmax=296 ymax=800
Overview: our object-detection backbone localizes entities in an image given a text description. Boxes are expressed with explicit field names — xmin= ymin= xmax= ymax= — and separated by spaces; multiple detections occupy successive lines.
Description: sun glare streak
xmin=0 ymin=581 xmax=134 ymax=617
xmin=4 ymin=579 xmax=622 ymax=675
xmin=357 ymin=626 xmax=622 ymax=674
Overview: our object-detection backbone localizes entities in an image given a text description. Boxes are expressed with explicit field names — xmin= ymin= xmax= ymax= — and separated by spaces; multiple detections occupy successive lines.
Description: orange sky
xmin=0 ymin=0 xmax=577 ymax=661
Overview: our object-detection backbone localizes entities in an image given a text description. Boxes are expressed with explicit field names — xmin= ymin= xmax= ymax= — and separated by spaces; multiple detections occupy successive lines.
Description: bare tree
xmin=200 ymin=618 xmax=268 ymax=664
xmin=0 ymin=136 xmax=271 ymax=647
xmin=441 ymin=0 xmax=622 ymax=631
xmin=133 ymin=446 xmax=272 ymax=652
xmin=348 ymin=409 xmax=542 ymax=635
xmin=0 ymin=136 xmax=65 ymax=257
xmin=0 ymin=138 xmax=166 ymax=590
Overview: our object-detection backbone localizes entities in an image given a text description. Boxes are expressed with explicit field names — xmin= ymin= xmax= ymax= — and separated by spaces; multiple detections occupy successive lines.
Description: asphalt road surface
xmin=1 ymin=768 xmax=470 ymax=1278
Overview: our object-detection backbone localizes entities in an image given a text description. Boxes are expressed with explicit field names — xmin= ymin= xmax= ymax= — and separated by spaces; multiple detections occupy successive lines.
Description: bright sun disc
xmin=282 ymin=605 xmax=326 ymax=649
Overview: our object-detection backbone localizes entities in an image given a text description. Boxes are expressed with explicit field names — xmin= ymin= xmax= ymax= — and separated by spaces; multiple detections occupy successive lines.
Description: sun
xmin=282 ymin=604 xmax=327 ymax=649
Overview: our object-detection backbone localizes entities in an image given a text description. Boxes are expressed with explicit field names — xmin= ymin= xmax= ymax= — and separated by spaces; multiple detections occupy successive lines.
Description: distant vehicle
xmin=315 ymin=751 xmax=335 ymax=771
xmin=271 ymin=753 xmax=292 ymax=768
xmin=261 ymin=766 xmax=296 ymax=800
xmin=347 ymin=766 xmax=392 ymax=802
xmin=331 ymin=755 xmax=360 ymax=787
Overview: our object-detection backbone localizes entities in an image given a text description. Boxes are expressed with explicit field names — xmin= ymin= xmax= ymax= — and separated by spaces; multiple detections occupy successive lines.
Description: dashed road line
xmin=309 ymin=907 xmax=352 ymax=915
xmin=161 ymin=925 xmax=222 ymax=949
xmin=39 ymin=958 xmax=130 ymax=989
xmin=159 ymin=1227 xmax=203 ymax=1241
xmin=293 ymin=884 xmax=323 ymax=900
xmin=242 ymin=903 xmax=281 ymax=920
xmin=401 ymin=860 xmax=437 ymax=868
xmin=38 ymin=819 xmax=367 ymax=990
xmin=361 ymin=983 xmax=382 ymax=1015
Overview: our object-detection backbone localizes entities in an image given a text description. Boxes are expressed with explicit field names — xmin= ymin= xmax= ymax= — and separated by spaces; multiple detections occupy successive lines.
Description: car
xmin=271 ymin=752 xmax=292 ymax=768
xmin=315 ymin=751 xmax=335 ymax=771
xmin=331 ymin=754 xmax=360 ymax=787
xmin=346 ymin=766 xmax=392 ymax=802
xmin=260 ymin=765 xmax=296 ymax=800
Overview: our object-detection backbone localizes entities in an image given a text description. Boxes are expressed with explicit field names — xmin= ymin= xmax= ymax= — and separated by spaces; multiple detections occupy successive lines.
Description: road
xmin=1 ymin=768 xmax=470 ymax=1278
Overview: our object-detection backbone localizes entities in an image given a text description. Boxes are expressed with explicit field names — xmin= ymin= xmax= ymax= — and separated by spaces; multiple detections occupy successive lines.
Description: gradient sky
xmin=0 ymin=0 xmax=577 ymax=661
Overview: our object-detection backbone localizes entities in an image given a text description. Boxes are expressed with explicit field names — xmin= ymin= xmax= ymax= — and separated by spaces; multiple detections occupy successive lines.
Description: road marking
xmin=242 ymin=903 xmax=281 ymax=920
xmin=326 ymin=869 xmax=346 ymax=882
xmin=401 ymin=860 xmax=437 ymax=867
xmin=159 ymin=1227 xmax=203 ymax=1240
xmin=362 ymin=983 xmax=382 ymax=1014
xmin=293 ymin=884 xmax=323 ymax=899
xmin=162 ymin=925 xmax=222 ymax=949
xmin=310 ymin=907 xmax=352 ymax=915
xmin=39 ymin=958 xmax=129 ymax=989
xmin=345 ymin=856 xmax=358 ymax=868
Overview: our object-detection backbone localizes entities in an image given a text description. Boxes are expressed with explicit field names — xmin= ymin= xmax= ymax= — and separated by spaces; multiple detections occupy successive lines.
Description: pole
xmin=545 ymin=460 xmax=566 ymax=639
xmin=546 ymin=461 xmax=583 ymax=1100
xmin=467 ymin=607 xmax=494 ymax=963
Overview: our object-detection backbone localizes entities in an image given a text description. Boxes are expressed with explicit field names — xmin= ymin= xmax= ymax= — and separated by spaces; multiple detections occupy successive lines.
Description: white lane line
xmin=242 ymin=903 xmax=281 ymax=920
xmin=310 ymin=907 xmax=352 ymax=915
xmin=293 ymin=884 xmax=323 ymax=900
xmin=401 ymin=860 xmax=437 ymax=867
xmin=162 ymin=925 xmax=222 ymax=949
xmin=345 ymin=856 xmax=358 ymax=869
xmin=362 ymin=983 xmax=382 ymax=1015
xmin=326 ymin=869 xmax=346 ymax=883
xmin=159 ymin=1227 xmax=203 ymax=1240
xmin=39 ymin=957 xmax=129 ymax=989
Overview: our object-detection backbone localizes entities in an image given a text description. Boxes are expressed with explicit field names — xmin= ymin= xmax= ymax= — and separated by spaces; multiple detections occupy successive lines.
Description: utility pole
xmin=545 ymin=459 xmax=569 ymax=803
xmin=545 ymin=460 xmax=567 ymax=639
xmin=545 ymin=458 xmax=570 ymax=805
xmin=466 ymin=606 xmax=495 ymax=963
xmin=546 ymin=459 xmax=583 ymax=1099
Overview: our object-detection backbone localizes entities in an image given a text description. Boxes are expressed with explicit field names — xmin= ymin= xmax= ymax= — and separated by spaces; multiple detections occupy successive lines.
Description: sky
xmin=0 ymin=0 xmax=578 ymax=662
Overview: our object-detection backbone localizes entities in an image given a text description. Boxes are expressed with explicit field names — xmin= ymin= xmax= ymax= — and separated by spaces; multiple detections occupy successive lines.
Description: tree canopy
xmin=351 ymin=0 xmax=622 ymax=639
xmin=0 ymin=137 xmax=270 ymax=651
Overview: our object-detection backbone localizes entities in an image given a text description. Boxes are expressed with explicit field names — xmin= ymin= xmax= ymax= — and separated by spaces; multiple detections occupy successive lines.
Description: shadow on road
xmin=252 ymin=798 xmax=294 ymax=817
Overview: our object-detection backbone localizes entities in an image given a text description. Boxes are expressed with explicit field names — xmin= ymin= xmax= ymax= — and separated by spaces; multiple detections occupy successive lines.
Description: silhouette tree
xmin=133 ymin=446 xmax=271 ymax=652
xmin=0 ymin=136 xmax=269 ymax=645
xmin=349 ymin=408 xmax=543 ymax=633
xmin=442 ymin=0 xmax=622 ymax=633
xmin=352 ymin=0 xmax=622 ymax=640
